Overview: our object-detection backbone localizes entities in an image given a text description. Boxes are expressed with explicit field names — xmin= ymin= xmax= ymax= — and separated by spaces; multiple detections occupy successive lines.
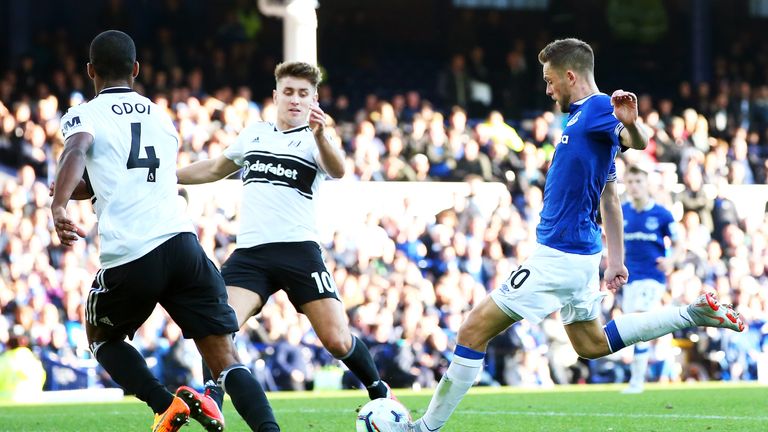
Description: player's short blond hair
xmin=538 ymin=38 xmax=594 ymax=74
xmin=274 ymin=62 xmax=322 ymax=88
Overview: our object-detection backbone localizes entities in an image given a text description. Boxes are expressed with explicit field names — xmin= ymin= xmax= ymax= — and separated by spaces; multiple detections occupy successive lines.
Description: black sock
xmin=221 ymin=365 xmax=279 ymax=431
xmin=202 ymin=360 xmax=225 ymax=410
xmin=94 ymin=340 xmax=173 ymax=414
xmin=337 ymin=336 xmax=387 ymax=398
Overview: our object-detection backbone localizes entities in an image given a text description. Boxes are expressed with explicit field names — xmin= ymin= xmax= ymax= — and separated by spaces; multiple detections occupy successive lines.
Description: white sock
xmin=419 ymin=346 xmax=484 ymax=431
xmin=605 ymin=306 xmax=693 ymax=351
xmin=629 ymin=341 xmax=651 ymax=386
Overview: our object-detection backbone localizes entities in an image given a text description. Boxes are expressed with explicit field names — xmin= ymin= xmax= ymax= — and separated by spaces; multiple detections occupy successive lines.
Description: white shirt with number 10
xmin=223 ymin=122 xmax=328 ymax=248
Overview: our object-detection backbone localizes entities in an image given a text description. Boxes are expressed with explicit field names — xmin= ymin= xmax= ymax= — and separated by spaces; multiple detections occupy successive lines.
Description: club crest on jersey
xmin=566 ymin=111 xmax=581 ymax=127
xmin=645 ymin=217 xmax=659 ymax=231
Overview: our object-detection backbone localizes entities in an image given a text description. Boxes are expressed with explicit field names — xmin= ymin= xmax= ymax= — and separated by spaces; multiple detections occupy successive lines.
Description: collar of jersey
xmin=570 ymin=92 xmax=604 ymax=107
xmin=274 ymin=124 xmax=310 ymax=134
xmin=99 ymin=87 xmax=134 ymax=94
xmin=630 ymin=199 xmax=655 ymax=212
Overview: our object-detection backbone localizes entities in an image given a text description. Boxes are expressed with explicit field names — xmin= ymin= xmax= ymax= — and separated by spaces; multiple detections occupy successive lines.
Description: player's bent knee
xmin=323 ymin=334 xmax=353 ymax=357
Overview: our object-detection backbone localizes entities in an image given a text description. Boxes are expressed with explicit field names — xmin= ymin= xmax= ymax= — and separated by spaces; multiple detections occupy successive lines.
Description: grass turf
xmin=1 ymin=382 xmax=766 ymax=431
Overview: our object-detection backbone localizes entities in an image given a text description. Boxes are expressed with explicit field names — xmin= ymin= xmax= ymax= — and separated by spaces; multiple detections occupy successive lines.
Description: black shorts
xmin=86 ymin=232 xmax=239 ymax=340
xmin=221 ymin=241 xmax=340 ymax=311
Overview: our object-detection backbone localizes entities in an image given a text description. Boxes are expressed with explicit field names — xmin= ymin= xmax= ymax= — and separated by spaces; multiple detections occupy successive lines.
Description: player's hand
xmin=51 ymin=206 xmax=87 ymax=246
xmin=309 ymin=103 xmax=326 ymax=137
xmin=604 ymin=264 xmax=628 ymax=292
xmin=611 ymin=90 xmax=638 ymax=126
xmin=655 ymin=256 xmax=675 ymax=275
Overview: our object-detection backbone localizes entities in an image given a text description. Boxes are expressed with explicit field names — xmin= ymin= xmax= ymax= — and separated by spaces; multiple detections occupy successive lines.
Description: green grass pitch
xmin=1 ymin=382 xmax=766 ymax=431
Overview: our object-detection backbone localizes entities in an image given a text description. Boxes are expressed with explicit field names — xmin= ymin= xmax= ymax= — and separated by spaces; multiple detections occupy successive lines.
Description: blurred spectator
xmin=0 ymin=332 xmax=46 ymax=401
xmin=437 ymin=54 xmax=472 ymax=111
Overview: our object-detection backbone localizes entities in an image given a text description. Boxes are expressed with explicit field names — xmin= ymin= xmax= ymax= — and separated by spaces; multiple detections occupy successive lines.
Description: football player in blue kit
xmin=399 ymin=38 xmax=745 ymax=432
xmin=620 ymin=165 xmax=682 ymax=393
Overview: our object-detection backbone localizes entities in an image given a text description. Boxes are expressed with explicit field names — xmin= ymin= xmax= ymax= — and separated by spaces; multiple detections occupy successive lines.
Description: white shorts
xmin=490 ymin=244 xmax=604 ymax=325
xmin=620 ymin=279 xmax=666 ymax=313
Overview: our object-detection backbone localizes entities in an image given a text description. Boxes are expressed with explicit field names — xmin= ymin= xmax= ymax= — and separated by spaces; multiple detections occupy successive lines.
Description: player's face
xmin=274 ymin=76 xmax=317 ymax=129
xmin=542 ymin=62 xmax=571 ymax=113
xmin=625 ymin=173 xmax=649 ymax=201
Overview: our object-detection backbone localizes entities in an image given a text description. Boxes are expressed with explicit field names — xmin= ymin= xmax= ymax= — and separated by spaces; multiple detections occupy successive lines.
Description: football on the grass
xmin=355 ymin=398 xmax=411 ymax=432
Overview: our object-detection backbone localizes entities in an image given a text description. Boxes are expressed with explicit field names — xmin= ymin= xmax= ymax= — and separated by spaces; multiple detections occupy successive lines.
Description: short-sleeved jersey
xmin=223 ymin=122 xmax=327 ymax=248
xmin=60 ymin=87 xmax=193 ymax=268
xmin=537 ymin=93 xmax=624 ymax=255
xmin=623 ymin=200 xmax=678 ymax=283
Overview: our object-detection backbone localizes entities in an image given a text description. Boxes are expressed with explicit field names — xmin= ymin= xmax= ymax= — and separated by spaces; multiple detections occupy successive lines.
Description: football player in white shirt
xmin=50 ymin=30 xmax=279 ymax=432
xmin=177 ymin=62 xmax=396 ymax=409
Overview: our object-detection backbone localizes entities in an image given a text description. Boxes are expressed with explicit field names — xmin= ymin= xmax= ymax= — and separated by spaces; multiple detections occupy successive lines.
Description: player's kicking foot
xmin=151 ymin=395 xmax=190 ymax=432
xmin=687 ymin=293 xmax=745 ymax=332
xmin=367 ymin=380 xmax=400 ymax=402
xmin=176 ymin=386 xmax=225 ymax=432
xmin=391 ymin=418 xmax=431 ymax=432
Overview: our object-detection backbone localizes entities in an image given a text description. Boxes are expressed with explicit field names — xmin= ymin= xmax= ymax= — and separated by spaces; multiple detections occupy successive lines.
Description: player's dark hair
xmin=627 ymin=165 xmax=649 ymax=176
xmin=274 ymin=62 xmax=322 ymax=88
xmin=538 ymin=38 xmax=594 ymax=74
xmin=89 ymin=30 xmax=136 ymax=81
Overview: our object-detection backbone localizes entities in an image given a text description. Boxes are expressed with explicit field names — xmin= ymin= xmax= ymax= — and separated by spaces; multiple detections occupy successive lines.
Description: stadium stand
xmin=1 ymin=1 xmax=767 ymax=396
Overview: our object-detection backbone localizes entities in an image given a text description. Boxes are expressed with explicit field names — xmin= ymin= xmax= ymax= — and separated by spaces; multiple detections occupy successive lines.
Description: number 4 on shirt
xmin=127 ymin=122 xmax=159 ymax=182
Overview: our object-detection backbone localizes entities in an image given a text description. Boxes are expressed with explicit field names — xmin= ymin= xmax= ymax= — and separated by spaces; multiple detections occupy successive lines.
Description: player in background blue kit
xmin=398 ymin=38 xmax=745 ymax=432
xmin=620 ymin=165 xmax=682 ymax=394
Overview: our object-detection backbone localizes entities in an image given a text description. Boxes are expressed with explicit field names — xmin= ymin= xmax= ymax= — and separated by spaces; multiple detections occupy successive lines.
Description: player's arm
xmin=49 ymin=179 xmax=92 ymax=200
xmin=600 ymin=181 xmax=628 ymax=292
xmin=309 ymin=103 xmax=345 ymax=178
xmin=49 ymin=168 xmax=95 ymax=201
xmin=51 ymin=132 xmax=92 ymax=245
xmin=176 ymin=155 xmax=240 ymax=185
xmin=611 ymin=90 xmax=648 ymax=150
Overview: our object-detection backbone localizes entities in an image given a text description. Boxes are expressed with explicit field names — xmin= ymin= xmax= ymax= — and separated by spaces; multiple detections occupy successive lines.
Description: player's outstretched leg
xmin=336 ymin=335 xmax=392 ymax=400
xmin=303 ymin=298 xmax=393 ymax=400
xmin=218 ymin=364 xmax=279 ymax=432
xmin=604 ymin=292 xmax=744 ymax=354
xmin=407 ymin=296 xmax=516 ymax=432
xmin=176 ymin=385 xmax=225 ymax=432
xmin=409 ymin=345 xmax=485 ymax=432
xmin=92 ymin=339 xmax=179 ymax=416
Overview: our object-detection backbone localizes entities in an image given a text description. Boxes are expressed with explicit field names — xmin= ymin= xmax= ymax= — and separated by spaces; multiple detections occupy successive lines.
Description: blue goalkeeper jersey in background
xmin=623 ymin=201 xmax=678 ymax=283
xmin=537 ymin=93 xmax=624 ymax=255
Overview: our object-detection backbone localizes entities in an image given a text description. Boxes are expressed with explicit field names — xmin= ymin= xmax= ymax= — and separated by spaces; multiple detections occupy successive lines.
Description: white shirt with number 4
xmin=60 ymin=87 xmax=193 ymax=269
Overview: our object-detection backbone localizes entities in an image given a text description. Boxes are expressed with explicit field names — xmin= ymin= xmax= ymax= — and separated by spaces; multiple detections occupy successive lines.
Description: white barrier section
xmin=183 ymin=180 xmax=768 ymax=241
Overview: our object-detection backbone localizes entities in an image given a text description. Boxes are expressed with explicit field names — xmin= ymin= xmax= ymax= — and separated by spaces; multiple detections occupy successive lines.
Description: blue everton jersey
xmin=537 ymin=93 xmax=624 ymax=254
xmin=623 ymin=201 xmax=677 ymax=283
